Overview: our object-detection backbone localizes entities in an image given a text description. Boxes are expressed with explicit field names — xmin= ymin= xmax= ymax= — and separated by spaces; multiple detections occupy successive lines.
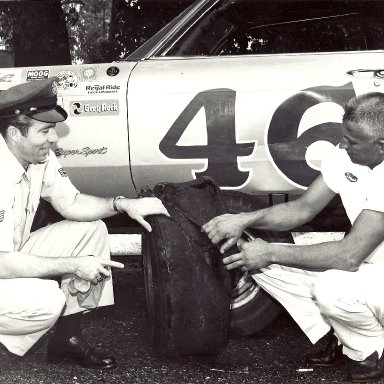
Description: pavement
xmin=0 ymin=256 xmax=362 ymax=384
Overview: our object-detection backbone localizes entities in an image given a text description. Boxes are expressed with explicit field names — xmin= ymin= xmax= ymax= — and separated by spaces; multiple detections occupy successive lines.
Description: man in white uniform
xmin=0 ymin=78 xmax=169 ymax=369
xmin=203 ymin=92 xmax=384 ymax=382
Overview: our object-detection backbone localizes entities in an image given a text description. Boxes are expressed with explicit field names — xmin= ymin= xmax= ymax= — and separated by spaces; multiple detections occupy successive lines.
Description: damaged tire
xmin=142 ymin=178 xmax=232 ymax=357
xmin=142 ymin=179 xmax=294 ymax=356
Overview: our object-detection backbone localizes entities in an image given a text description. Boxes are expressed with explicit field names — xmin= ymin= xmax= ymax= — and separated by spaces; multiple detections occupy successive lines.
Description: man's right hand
xmin=202 ymin=213 xmax=249 ymax=254
xmin=74 ymin=256 xmax=124 ymax=285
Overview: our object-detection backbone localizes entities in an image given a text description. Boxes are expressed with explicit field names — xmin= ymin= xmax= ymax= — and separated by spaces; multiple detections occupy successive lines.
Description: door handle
xmin=347 ymin=69 xmax=384 ymax=79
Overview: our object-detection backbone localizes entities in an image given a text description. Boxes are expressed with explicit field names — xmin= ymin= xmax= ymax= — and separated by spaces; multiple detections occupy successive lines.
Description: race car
xmin=1 ymin=0 xmax=384 ymax=356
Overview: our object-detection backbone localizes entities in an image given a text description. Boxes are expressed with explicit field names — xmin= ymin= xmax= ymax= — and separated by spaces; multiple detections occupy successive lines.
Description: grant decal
xmin=69 ymin=100 xmax=119 ymax=117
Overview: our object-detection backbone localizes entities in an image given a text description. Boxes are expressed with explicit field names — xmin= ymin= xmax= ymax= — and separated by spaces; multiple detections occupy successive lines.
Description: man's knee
xmin=87 ymin=220 xmax=108 ymax=240
xmin=313 ymin=270 xmax=345 ymax=317
xmin=94 ymin=219 xmax=108 ymax=234
xmin=0 ymin=280 xmax=66 ymax=334
xmin=314 ymin=269 xmax=365 ymax=319
xmin=38 ymin=280 xmax=66 ymax=326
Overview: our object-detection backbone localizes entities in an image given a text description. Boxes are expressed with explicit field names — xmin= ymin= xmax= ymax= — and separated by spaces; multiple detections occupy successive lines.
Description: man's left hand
xmin=223 ymin=238 xmax=271 ymax=272
xmin=118 ymin=197 xmax=170 ymax=232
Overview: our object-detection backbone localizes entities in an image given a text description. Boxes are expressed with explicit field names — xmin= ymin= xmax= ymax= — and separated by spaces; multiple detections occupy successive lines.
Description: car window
xmin=165 ymin=0 xmax=384 ymax=56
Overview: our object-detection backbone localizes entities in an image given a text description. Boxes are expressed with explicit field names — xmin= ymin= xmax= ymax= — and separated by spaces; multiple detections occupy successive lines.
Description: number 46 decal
xmin=159 ymin=88 xmax=254 ymax=188
xmin=160 ymin=83 xmax=355 ymax=190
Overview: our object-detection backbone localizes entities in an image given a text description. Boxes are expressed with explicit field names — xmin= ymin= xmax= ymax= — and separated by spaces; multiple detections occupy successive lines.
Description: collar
xmin=0 ymin=134 xmax=27 ymax=183
xmin=371 ymin=157 xmax=384 ymax=175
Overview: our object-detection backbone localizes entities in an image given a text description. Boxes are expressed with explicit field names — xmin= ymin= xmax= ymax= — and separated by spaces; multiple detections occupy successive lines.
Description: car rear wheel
xmin=222 ymin=190 xmax=294 ymax=337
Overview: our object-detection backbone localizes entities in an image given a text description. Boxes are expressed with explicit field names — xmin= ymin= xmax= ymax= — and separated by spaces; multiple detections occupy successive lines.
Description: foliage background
xmin=0 ymin=0 xmax=194 ymax=66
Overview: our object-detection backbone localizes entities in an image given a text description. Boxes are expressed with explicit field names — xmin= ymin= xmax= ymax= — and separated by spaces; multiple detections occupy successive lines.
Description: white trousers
xmin=253 ymin=262 xmax=384 ymax=361
xmin=0 ymin=220 xmax=114 ymax=356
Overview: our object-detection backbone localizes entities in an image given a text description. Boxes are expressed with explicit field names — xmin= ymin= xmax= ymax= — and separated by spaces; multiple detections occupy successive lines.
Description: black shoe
xmin=347 ymin=351 xmax=384 ymax=383
xmin=47 ymin=335 xmax=117 ymax=369
xmin=306 ymin=333 xmax=346 ymax=367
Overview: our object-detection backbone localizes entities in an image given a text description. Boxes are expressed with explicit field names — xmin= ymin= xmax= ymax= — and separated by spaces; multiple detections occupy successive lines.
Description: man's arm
xmin=58 ymin=194 xmax=170 ymax=232
xmin=223 ymin=208 xmax=384 ymax=272
xmin=202 ymin=175 xmax=336 ymax=253
xmin=0 ymin=251 xmax=124 ymax=283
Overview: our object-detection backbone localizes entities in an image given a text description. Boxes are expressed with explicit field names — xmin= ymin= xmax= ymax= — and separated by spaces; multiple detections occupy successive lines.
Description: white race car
xmin=2 ymin=0 xmax=383 ymax=355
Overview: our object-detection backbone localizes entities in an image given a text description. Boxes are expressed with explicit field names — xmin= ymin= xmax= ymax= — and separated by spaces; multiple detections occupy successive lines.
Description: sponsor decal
xmin=51 ymin=81 xmax=58 ymax=95
xmin=26 ymin=69 xmax=50 ymax=81
xmin=107 ymin=66 xmax=119 ymax=76
xmin=0 ymin=73 xmax=15 ymax=82
xmin=58 ymin=168 xmax=68 ymax=177
xmin=0 ymin=210 xmax=4 ymax=222
xmin=85 ymin=84 xmax=120 ymax=94
xmin=345 ymin=172 xmax=358 ymax=182
xmin=55 ymin=71 xmax=79 ymax=91
xmin=70 ymin=100 xmax=119 ymax=117
xmin=81 ymin=65 xmax=98 ymax=81
xmin=55 ymin=146 xmax=108 ymax=158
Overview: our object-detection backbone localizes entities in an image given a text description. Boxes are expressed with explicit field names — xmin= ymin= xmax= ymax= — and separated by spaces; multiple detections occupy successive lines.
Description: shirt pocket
xmin=22 ymin=192 xmax=40 ymax=245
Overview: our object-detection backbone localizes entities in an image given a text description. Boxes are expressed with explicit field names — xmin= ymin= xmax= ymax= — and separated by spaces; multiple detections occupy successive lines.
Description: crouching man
xmin=203 ymin=92 xmax=384 ymax=382
xmin=0 ymin=78 xmax=169 ymax=369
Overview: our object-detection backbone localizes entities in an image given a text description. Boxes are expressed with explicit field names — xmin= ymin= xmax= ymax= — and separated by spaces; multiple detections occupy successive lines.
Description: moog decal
xmin=26 ymin=69 xmax=50 ymax=81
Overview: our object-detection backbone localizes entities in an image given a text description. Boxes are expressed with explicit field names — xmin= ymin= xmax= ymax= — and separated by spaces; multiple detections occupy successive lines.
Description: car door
xmin=127 ymin=0 xmax=384 ymax=195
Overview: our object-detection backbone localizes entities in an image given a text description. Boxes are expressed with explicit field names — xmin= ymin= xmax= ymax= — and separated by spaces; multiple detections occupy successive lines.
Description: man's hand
xmin=74 ymin=256 xmax=124 ymax=285
xmin=223 ymin=238 xmax=271 ymax=272
xmin=202 ymin=213 xmax=249 ymax=254
xmin=118 ymin=197 xmax=170 ymax=232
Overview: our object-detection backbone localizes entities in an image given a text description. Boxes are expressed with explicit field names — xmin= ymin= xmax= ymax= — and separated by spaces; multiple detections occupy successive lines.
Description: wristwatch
xmin=112 ymin=195 xmax=125 ymax=212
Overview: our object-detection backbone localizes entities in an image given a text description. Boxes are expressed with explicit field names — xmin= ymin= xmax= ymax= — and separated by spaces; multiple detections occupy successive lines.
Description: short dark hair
xmin=343 ymin=92 xmax=384 ymax=141
xmin=0 ymin=114 xmax=34 ymax=138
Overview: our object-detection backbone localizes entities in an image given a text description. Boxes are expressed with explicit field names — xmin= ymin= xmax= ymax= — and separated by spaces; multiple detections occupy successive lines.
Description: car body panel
xmin=128 ymin=51 xmax=384 ymax=193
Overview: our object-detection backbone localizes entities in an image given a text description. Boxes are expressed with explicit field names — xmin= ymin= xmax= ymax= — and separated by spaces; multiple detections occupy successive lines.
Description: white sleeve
xmin=321 ymin=146 xmax=343 ymax=193
xmin=0 ymin=173 xmax=16 ymax=252
xmin=41 ymin=150 xmax=80 ymax=213
xmin=365 ymin=168 xmax=384 ymax=214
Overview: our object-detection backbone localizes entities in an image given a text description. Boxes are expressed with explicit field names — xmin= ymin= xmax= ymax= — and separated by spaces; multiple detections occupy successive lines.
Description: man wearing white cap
xmin=0 ymin=77 xmax=169 ymax=369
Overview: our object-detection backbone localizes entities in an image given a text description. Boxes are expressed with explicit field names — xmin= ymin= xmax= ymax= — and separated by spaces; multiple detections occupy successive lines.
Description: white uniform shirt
xmin=321 ymin=145 xmax=384 ymax=264
xmin=0 ymin=135 xmax=79 ymax=251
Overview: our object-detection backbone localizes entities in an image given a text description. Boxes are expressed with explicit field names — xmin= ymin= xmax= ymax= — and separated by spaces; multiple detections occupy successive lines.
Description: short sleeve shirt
xmin=0 ymin=136 xmax=79 ymax=251
xmin=321 ymin=145 xmax=384 ymax=263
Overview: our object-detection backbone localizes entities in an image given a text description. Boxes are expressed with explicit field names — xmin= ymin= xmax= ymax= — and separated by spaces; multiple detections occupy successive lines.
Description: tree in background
xmin=109 ymin=0 xmax=194 ymax=60
xmin=62 ymin=0 xmax=112 ymax=63
xmin=0 ymin=0 xmax=194 ymax=66
xmin=64 ymin=0 xmax=194 ymax=63
xmin=0 ymin=0 xmax=71 ymax=67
